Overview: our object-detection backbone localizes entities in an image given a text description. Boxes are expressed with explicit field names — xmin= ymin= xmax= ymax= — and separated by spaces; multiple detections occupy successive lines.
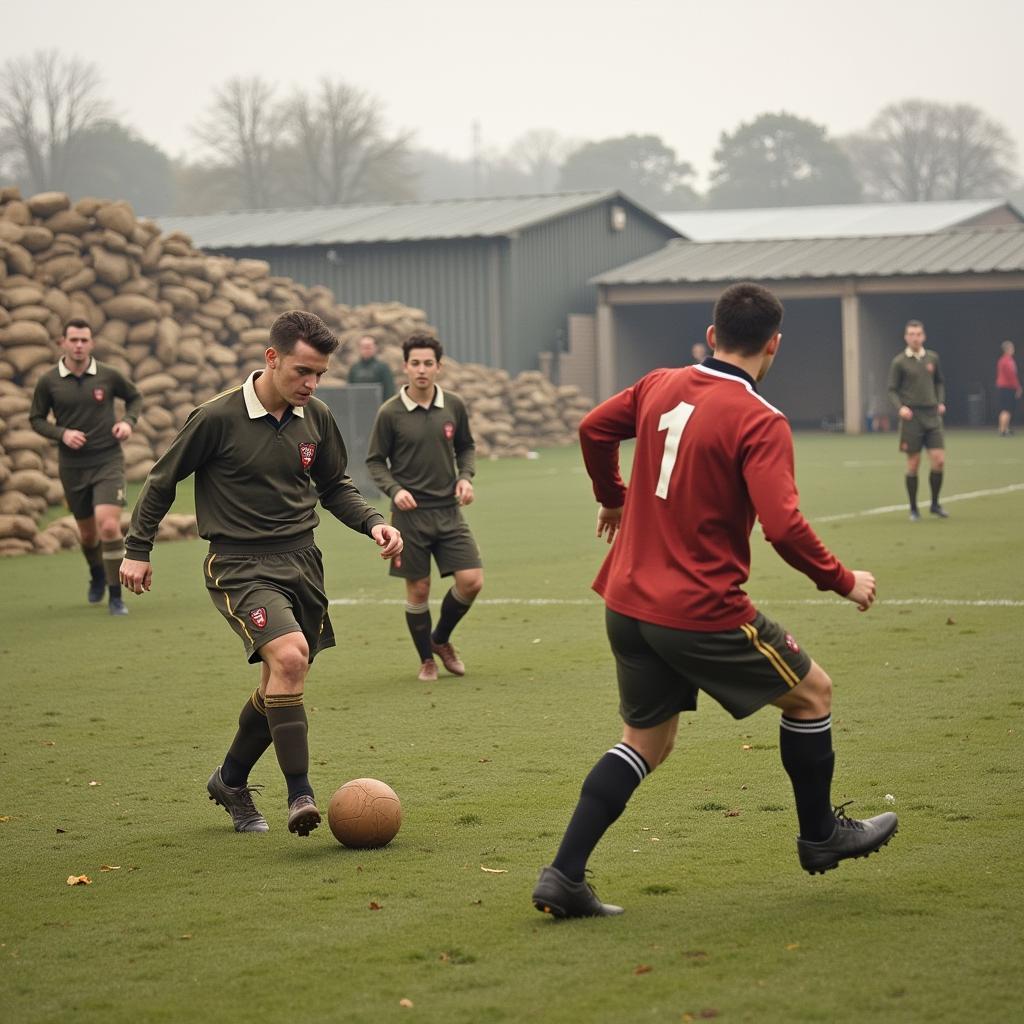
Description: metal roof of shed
xmin=154 ymin=191 xmax=678 ymax=248
xmin=658 ymin=200 xmax=1022 ymax=241
xmin=592 ymin=226 xmax=1024 ymax=285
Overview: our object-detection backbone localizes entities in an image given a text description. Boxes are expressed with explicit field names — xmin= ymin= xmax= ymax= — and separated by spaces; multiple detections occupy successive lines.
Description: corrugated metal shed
xmin=659 ymin=200 xmax=1023 ymax=241
xmin=593 ymin=226 xmax=1024 ymax=285
xmin=155 ymin=191 xmax=667 ymax=248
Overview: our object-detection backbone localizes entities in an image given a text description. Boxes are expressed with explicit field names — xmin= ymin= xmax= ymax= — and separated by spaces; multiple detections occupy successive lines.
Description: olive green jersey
xmin=125 ymin=371 xmax=385 ymax=560
xmin=347 ymin=357 xmax=395 ymax=400
xmin=30 ymin=358 xmax=143 ymax=468
xmin=366 ymin=385 xmax=476 ymax=508
xmin=887 ymin=349 xmax=945 ymax=411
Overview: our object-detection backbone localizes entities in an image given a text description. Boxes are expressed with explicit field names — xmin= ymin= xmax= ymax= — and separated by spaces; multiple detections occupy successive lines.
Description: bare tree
xmin=194 ymin=76 xmax=283 ymax=209
xmin=0 ymin=50 xmax=108 ymax=192
xmin=285 ymin=79 xmax=414 ymax=205
xmin=507 ymin=129 xmax=574 ymax=192
xmin=846 ymin=99 xmax=1017 ymax=201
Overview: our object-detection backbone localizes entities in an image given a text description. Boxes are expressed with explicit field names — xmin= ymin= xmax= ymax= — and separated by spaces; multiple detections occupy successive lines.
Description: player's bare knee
xmin=407 ymin=578 xmax=431 ymax=604
xmin=263 ymin=639 xmax=309 ymax=690
xmin=456 ymin=570 xmax=483 ymax=598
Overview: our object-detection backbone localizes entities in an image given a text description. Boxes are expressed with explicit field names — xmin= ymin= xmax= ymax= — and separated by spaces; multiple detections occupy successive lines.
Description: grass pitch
xmin=2 ymin=430 xmax=1022 ymax=1023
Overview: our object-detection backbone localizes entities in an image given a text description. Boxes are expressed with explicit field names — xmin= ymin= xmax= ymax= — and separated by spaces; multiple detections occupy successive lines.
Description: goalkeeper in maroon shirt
xmin=532 ymin=283 xmax=898 ymax=919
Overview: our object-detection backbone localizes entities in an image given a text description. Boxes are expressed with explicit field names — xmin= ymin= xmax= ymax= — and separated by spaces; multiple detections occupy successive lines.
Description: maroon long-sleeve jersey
xmin=581 ymin=360 xmax=854 ymax=632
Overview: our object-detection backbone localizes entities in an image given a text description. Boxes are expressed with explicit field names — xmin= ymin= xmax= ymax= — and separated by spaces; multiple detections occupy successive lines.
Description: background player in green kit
xmin=30 ymin=318 xmax=142 ymax=615
xmin=366 ymin=333 xmax=483 ymax=682
xmin=119 ymin=311 xmax=403 ymax=837
xmin=888 ymin=319 xmax=948 ymax=520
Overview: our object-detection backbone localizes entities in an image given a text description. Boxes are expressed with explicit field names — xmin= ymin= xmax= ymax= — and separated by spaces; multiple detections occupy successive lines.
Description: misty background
xmin=2 ymin=0 xmax=1021 ymax=216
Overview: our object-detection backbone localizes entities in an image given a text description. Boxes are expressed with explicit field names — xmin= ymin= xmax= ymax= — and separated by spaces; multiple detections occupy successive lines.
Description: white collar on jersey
xmin=242 ymin=370 xmax=306 ymax=419
xmin=399 ymin=384 xmax=445 ymax=411
xmin=58 ymin=357 xmax=97 ymax=377
xmin=693 ymin=363 xmax=783 ymax=416
xmin=904 ymin=347 xmax=927 ymax=360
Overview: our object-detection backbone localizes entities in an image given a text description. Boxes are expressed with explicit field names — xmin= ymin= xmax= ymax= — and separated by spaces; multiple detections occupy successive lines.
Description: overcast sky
xmin=6 ymin=0 xmax=1022 ymax=186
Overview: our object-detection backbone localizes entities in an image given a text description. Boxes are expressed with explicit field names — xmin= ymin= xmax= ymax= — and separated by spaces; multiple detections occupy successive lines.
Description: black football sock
xmin=222 ymin=689 xmax=272 ymax=787
xmin=905 ymin=474 xmax=919 ymax=512
xmin=929 ymin=470 xmax=943 ymax=507
xmin=551 ymin=742 xmax=650 ymax=882
xmin=101 ymin=537 xmax=124 ymax=586
xmin=431 ymin=586 xmax=474 ymax=644
xmin=405 ymin=602 xmax=434 ymax=662
xmin=265 ymin=694 xmax=313 ymax=804
xmin=82 ymin=541 xmax=103 ymax=574
xmin=780 ymin=714 xmax=835 ymax=842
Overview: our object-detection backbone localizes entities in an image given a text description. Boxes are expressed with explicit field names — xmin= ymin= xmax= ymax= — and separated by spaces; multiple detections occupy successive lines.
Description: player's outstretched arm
xmin=120 ymin=558 xmax=153 ymax=595
xmin=596 ymin=505 xmax=623 ymax=544
xmin=371 ymin=523 xmax=403 ymax=559
xmin=843 ymin=570 xmax=876 ymax=612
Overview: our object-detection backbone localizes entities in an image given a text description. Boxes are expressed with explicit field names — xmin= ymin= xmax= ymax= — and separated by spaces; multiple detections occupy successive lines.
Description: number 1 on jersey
xmin=655 ymin=400 xmax=695 ymax=499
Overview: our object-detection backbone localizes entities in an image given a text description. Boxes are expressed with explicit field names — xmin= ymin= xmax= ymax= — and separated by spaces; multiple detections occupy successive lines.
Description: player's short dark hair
xmin=403 ymin=332 xmax=443 ymax=362
xmin=270 ymin=310 xmax=338 ymax=355
xmin=62 ymin=317 xmax=92 ymax=336
xmin=713 ymin=283 xmax=784 ymax=357
xmin=905 ymin=319 xmax=925 ymax=332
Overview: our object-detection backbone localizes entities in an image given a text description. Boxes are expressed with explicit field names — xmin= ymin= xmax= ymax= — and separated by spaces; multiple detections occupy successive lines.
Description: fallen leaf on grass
xmin=682 ymin=1011 xmax=720 ymax=1021
xmin=723 ymin=809 xmax=741 ymax=817
xmin=480 ymin=865 xmax=507 ymax=874
xmin=633 ymin=964 xmax=653 ymax=975
xmin=946 ymin=617 xmax=956 ymax=625
xmin=369 ymin=901 xmax=383 ymax=910
xmin=100 ymin=865 xmax=120 ymax=872
xmin=40 ymin=740 xmax=55 ymax=747
xmin=88 ymin=781 xmax=101 ymax=787
xmin=399 ymin=998 xmax=414 ymax=1008
xmin=180 ymin=934 xmax=193 ymax=940
xmin=741 ymin=744 xmax=753 ymax=751
xmin=55 ymin=827 xmax=67 ymax=833
xmin=66 ymin=875 xmax=91 ymax=886
xmin=478 ymin=758 xmax=491 ymax=763
xmin=785 ymin=943 xmax=800 ymax=951
xmin=0 ymin=816 xmax=11 ymax=823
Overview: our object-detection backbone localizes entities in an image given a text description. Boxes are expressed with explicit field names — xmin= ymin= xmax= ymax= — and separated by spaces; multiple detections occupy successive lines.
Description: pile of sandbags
xmin=0 ymin=186 xmax=594 ymax=557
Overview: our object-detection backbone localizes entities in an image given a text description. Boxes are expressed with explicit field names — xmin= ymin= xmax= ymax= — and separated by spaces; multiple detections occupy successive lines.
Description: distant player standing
xmin=532 ymin=283 xmax=896 ymax=919
xmin=30 ymin=318 xmax=142 ymax=615
xmin=347 ymin=334 xmax=396 ymax=402
xmin=995 ymin=340 xmax=1021 ymax=436
xmin=119 ymin=311 xmax=402 ymax=836
xmin=366 ymin=333 xmax=482 ymax=682
xmin=888 ymin=320 xmax=948 ymax=520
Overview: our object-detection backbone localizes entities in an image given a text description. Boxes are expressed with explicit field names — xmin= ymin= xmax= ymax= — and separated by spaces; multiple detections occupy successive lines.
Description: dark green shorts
xmin=606 ymin=607 xmax=813 ymax=726
xmin=388 ymin=505 xmax=482 ymax=580
xmin=203 ymin=545 xmax=335 ymax=665
xmin=58 ymin=456 xmax=126 ymax=520
xmin=899 ymin=412 xmax=944 ymax=454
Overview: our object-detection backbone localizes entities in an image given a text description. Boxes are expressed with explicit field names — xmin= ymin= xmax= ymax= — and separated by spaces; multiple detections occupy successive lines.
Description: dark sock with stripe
xmin=222 ymin=689 xmax=272 ymax=787
xmin=82 ymin=542 xmax=103 ymax=574
xmin=432 ymin=586 xmax=473 ymax=644
xmin=780 ymin=714 xmax=835 ymax=842
xmin=551 ymin=743 xmax=650 ymax=882
xmin=101 ymin=538 xmax=124 ymax=586
xmin=929 ymin=470 xmax=943 ymax=506
xmin=405 ymin=604 xmax=434 ymax=662
xmin=265 ymin=694 xmax=313 ymax=804
xmin=905 ymin=474 xmax=919 ymax=512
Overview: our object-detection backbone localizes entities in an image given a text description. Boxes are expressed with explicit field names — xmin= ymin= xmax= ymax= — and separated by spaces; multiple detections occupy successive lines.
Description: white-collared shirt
xmin=242 ymin=370 xmax=305 ymax=419
xmin=58 ymin=357 xmax=97 ymax=378
xmin=399 ymin=384 xmax=445 ymax=412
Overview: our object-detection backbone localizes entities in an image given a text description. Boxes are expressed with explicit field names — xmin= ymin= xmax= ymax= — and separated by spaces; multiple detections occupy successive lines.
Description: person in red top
xmin=532 ymin=283 xmax=898 ymax=919
xmin=996 ymin=340 xmax=1021 ymax=436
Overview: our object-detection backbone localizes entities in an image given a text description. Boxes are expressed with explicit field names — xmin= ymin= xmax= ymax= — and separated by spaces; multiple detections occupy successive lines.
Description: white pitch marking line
xmin=814 ymin=482 xmax=1024 ymax=523
xmin=330 ymin=597 xmax=1023 ymax=608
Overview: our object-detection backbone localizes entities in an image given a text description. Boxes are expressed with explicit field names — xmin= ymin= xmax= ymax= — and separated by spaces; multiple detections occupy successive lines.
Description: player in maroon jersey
xmin=532 ymin=283 xmax=898 ymax=919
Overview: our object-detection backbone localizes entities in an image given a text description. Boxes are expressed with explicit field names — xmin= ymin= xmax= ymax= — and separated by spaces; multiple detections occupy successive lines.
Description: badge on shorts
xmin=784 ymin=633 xmax=800 ymax=653
xmin=443 ymin=421 xmax=455 ymax=440
xmin=298 ymin=442 xmax=316 ymax=469
xmin=249 ymin=607 xmax=268 ymax=629
xmin=93 ymin=387 xmax=105 ymax=402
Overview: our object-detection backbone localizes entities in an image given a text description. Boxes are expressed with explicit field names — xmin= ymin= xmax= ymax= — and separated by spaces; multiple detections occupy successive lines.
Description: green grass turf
xmin=2 ymin=429 xmax=1022 ymax=1023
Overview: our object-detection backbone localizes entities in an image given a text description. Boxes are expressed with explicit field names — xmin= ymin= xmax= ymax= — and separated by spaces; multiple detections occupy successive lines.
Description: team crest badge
xmin=249 ymin=607 xmax=268 ymax=630
xmin=926 ymin=363 xmax=935 ymax=373
xmin=93 ymin=387 xmax=105 ymax=402
xmin=443 ymin=421 xmax=455 ymax=440
xmin=298 ymin=442 xmax=317 ymax=469
xmin=784 ymin=633 xmax=800 ymax=653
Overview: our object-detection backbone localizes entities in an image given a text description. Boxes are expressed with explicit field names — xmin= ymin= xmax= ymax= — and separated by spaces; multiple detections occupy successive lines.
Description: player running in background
xmin=366 ymin=333 xmax=483 ymax=682
xmin=888 ymin=320 xmax=948 ymax=520
xmin=533 ymin=283 xmax=897 ymax=919
xmin=119 ymin=311 xmax=402 ymax=837
xmin=30 ymin=318 xmax=142 ymax=615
